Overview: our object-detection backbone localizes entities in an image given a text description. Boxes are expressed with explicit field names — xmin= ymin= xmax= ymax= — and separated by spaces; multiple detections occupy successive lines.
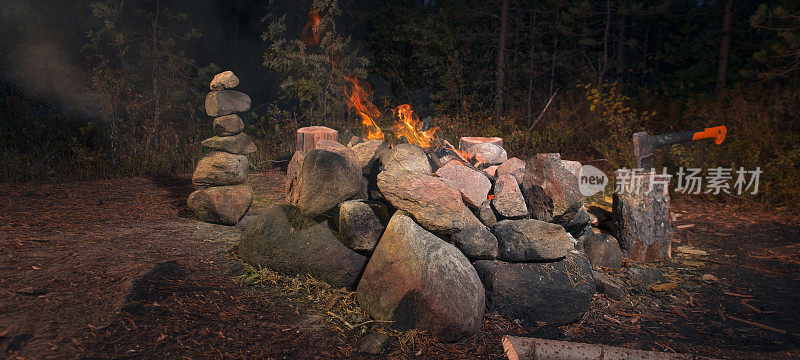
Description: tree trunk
xmin=296 ymin=126 xmax=339 ymax=153
xmin=494 ymin=0 xmax=511 ymax=122
xmin=600 ymin=0 xmax=611 ymax=84
xmin=526 ymin=5 xmax=536 ymax=126
xmin=716 ymin=0 xmax=735 ymax=101
xmin=616 ymin=5 xmax=626 ymax=83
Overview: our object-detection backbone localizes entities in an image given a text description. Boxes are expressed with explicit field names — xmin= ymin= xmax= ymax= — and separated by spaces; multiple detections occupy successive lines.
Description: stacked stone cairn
xmin=187 ymin=71 xmax=255 ymax=225
xmin=237 ymin=135 xmax=624 ymax=342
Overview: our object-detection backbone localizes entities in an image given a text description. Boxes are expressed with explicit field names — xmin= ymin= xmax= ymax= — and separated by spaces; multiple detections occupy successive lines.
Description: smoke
xmin=0 ymin=0 xmax=103 ymax=116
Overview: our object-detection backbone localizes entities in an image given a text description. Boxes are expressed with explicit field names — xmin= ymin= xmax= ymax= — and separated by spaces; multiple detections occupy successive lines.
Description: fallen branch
xmin=726 ymin=315 xmax=796 ymax=336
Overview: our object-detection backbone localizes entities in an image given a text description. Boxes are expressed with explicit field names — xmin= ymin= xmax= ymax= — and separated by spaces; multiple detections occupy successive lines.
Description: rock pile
xmin=188 ymin=71 xmax=255 ymax=225
xmin=238 ymin=137 xmax=614 ymax=341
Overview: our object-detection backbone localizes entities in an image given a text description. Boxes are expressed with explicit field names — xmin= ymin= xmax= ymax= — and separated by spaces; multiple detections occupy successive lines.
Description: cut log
xmin=296 ymin=126 xmax=339 ymax=153
xmin=502 ymin=336 xmax=714 ymax=360
xmin=459 ymin=137 xmax=503 ymax=152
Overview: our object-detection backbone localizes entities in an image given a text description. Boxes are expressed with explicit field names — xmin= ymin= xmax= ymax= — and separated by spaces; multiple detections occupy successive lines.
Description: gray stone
xmin=338 ymin=200 xmax=388 ymax=252
xmin=192 ymin=151 xmax=248 ymax=187
xmin=212 ymin=114 xmax=245 ymax=136
xmin=238 ymin=205 xmax=367 ymax=289
xmin=201 ymin=132 xmax=256 ymax=154
xmin=474 ymin=251 xmax=595 ymax=325
xmin=187 ymin=184 xmax=253 ymax=225
xmin=292 ymin=146 xmax=362 ymax=216
xmin=450 ymin=212 xmax=499 ymax=259
xmin=521 ymin=153 xmax=583 ymax=225
xmin=358 ymin=330 xmax=390 ymax=355
xmin=492 ymin=219 xmax=573 ymax=262
xmin=477 ymin=199 xmax=498 ymax=228
xmin=357 ymin=211 xmax=485 ymax=342
xmin=377 ymin=170 xmax=469 ymax=234
xmin=628 ymin=267 xmax=666 ymax=286
xmin=583 ymin=233 xmax=623 ymax=268
xmin=469 ymin=142 xmax=508 ymax=165
xmin=205 ymin=90 xmax=251 ymax=116
xmin=496 ymin=157 xmax=526 ymax=184
xmin=435 ymin=164 xmax=492 ymax=208
xmin=564 ymin=206 xmax=592 ymax=238
xmin=592 ymin=271 xmax=625 ymax=300
xmin=561 ymin=160 xmax=582 ymax=179
xmin=382 ymin=143 xmax=432 ymax=174
xmin=284 ymin=151 xmax=304 ymax=204
xmin=492 ymin=174 xmax=528 ymax=218
xmin=347 ymin=135 xmax=363 ymax=147
xmin=351 ymin=139 xmax=390 ymax=174
xmin=210 ymin=71 xmax=239 ymax=90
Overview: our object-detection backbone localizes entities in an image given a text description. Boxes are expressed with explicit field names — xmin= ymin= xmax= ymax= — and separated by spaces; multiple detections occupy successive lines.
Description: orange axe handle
xmin=692 ymin=126 xmax=727 ymax=145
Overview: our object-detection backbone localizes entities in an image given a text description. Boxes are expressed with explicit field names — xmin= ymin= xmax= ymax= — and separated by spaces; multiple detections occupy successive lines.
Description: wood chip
xmin=676 ymin=224 xmax=695 ymax=229
xmin=740 ymin=300 xmax=762 ymax=313
xmin=676 ymin=246 xmax=708 ymax=256
xmin=701 ymin=274 xmax=718 ymax=281
xmin=726 ymin=315 xmax=795 ymax=336
xmin=650 ymin=282 xmax=678 ymax=292
xmin=723 ymin=291 xmax=753 ymax=298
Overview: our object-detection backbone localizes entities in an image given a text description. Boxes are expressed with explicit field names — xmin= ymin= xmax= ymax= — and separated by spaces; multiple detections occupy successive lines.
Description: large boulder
xmin=477 ymin=199 xmax=498 ymax=228
xmin=521 ymin=153 xmax=583 ymax=224
xmin=237 ymin=205 xmax=367 ymax=289
xmin=192 ymin=151 xmax=248 ymax=187
xmin=492 ymin=174 xmax=528 ymax=218
xmin=357 ymin=212 xmax=485 ymax=342
xmin=338 ymin=200 xmax=389 ymax=252
xmin=492 ymin=219 xmax=573 ymax=262
xmin=351 ymin=139 xmax=390 ymax=174
xmin=292 ymin=145 xmax=362 ymax=216
xmin=473 ymin=251 xmax=595 ymax=325
xmin=377 ymin=170 xmax=469 ymax=234
xmin=210 ymin=70 xmax=239 ymax=90
xmin=205 ymin=90 xmax=251 ymax=116
xmin=583 ymin=233 xmax=623 ymax=269
xmin=435 ymin=164 xmax=492 ymax=208
xmin=284 ymin=151 xmax=304 ymax=203
xmin=450 ymin=212 xmax=499 ymax=259
xmin=381 ymin=143 xmax=432 ymax=174
xmin=496 ymin=157 xmax=526 ymax=184
xmin=212 ymin=114 xmax=245 ymax=136
xmin=201 ymin=132 xmax=256 ymax=154
xmin=187 ymin=184 xmax=253 ymax=225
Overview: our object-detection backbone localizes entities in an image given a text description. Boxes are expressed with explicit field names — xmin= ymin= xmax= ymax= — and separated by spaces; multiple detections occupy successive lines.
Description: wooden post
xmin=459 ymin=137 xmax=503 ymax=152
xmin=296 ymin=126 xmax=338 ymax=153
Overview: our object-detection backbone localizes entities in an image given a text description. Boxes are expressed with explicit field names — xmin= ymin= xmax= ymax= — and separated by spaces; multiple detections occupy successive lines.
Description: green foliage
xmin=262 ymin=0 xmax=369 ymax=132
xmin=84 ymin=0 xmax=216 ymax=176
xmin=582 ymin=82 xmax=654 ymax=169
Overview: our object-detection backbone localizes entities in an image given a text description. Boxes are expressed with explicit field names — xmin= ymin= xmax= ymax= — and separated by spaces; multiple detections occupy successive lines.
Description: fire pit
xmin=237 ymin=76 xmax=600 ymax=342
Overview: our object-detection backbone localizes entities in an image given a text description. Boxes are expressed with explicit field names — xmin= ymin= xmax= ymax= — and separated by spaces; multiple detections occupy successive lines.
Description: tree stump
xmin=612 ymin=171 xmax=673 ymax=262
xmin=459 ymin=137 xmax=503 ymax=152
xmin=296 ymin=126 xmax=338 ymax=153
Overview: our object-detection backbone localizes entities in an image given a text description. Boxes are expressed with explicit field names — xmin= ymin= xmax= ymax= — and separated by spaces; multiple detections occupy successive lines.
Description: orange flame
xmin=392 ymin=104 xmax=439 ymax=148
xmin=301 ymin=8 xmax=321 ymax=46
xmin=344 ymin=75 xmax=384 ymax=140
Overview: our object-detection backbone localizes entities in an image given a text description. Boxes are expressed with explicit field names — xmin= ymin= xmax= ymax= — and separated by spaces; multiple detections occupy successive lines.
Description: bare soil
xmin=1 ymin=172 xmax=799 ymax=359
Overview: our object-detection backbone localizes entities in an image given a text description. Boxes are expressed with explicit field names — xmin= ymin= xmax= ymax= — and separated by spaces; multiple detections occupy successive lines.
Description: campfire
xmin=236 ymin=74 xmax=609 ymax=343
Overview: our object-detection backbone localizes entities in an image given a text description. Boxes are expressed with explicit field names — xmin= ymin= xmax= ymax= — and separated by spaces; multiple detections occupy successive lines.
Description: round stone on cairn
xmin=188 ymin=71 xmax=255 ymax=225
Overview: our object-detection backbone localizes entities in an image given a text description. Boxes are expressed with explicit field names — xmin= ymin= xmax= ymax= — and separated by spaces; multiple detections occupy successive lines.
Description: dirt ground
xmin=1 ymin=171 xmax=799 ymax=359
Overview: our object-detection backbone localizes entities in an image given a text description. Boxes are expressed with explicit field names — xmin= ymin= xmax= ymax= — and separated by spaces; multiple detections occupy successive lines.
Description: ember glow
xmin=392 ymin=104 xmax=439 ymax=148
xmin=344 ymin=75 xmax=442 ymax=148
xmin=344 ymin=75 xmax=384 ymax=141
xmin=301 ymin=8 xmax=321 ymax=46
